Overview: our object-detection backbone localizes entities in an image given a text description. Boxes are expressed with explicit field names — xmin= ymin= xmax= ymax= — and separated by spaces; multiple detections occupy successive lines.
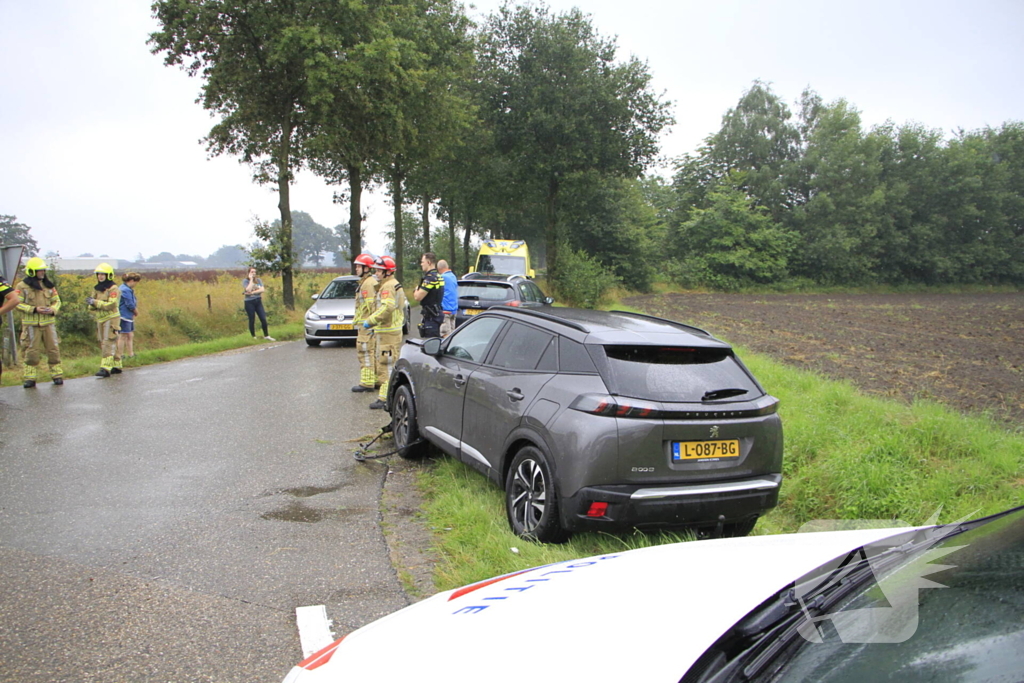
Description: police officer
xmin=86 ymin=262 xmax=122 ymax=378
xmin=362 ymin=256 xmax=406 ymax=410
xmin=14 ymin=256 xmax=63 ymax=387
xmin=351 ymin=253 xmax=379 ymax=393
xmin=414 ymin=252 xmax=444 ymax=338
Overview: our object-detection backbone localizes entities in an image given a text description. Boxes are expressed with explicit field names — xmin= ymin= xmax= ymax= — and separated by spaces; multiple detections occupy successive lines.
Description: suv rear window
xmin=459 ymin=284 xmax=514 ymax=302
xmin=599 ymin=345 xmax=761 ymax=402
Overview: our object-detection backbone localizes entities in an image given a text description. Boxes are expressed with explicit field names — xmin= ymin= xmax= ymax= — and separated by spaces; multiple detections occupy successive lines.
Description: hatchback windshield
xmin=600 ymin=345 xmax=761 ymax=402
xmin=319 ymin=279 xmax=358 ymax=299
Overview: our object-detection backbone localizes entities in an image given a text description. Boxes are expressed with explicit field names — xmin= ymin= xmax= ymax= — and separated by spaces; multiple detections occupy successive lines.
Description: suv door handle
xmin=453 ymin=374 xmax=466 ymax=388
xmin=507 ymin=389 xmax=524 ymax=402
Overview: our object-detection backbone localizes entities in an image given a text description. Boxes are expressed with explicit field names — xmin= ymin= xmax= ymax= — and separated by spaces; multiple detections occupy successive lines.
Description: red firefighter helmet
xmin=354 ymin=253 xmax=376 ymax=269
xmin=374 ymin=255 xmax=397 ymax=274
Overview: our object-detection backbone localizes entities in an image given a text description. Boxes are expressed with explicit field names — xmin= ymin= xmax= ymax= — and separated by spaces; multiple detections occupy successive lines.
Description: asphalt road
xmin=0 ymin=338 xmax=408 ymax=682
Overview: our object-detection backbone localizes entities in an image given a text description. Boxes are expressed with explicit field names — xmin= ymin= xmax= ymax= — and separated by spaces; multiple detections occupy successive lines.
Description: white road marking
xmin=296 ymin=605 xmax=335 ymax=658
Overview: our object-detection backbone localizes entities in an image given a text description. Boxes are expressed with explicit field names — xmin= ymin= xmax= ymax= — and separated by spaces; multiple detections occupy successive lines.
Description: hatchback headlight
xmin=305 ymin=310 xmax=321 ymax=321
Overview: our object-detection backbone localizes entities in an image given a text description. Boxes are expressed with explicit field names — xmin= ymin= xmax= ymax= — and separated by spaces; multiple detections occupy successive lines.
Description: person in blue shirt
xmin=438 ymin=259 xmax=459 ymax=337
xmin=117 ymin=272 xmax=141 ymax=362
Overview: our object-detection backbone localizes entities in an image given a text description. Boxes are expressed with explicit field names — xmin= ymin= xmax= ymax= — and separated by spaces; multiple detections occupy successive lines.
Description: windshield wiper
xmin=701 ymin=388 xmax=749 ymax=401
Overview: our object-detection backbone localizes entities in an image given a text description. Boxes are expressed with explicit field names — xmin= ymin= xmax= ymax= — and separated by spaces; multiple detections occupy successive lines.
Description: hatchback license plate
xmin=464 ymin=308 xmax=484 ymax=315
xmin=329 ymin=323 xmax=353 ymax=330
xmin=672 ymin=439 xmax=740 ymax=461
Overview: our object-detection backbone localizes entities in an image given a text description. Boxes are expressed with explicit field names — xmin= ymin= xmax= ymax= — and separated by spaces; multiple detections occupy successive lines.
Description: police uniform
xmin=365 ymin=273 xmax=406 ymax=403
xmin=417 ymin=268 xmax=444 ymax=338
xmin=15 ymin=275 xmax=63 ymax=383
xmin=89 ymin=281 xmax=122 ymax=374
xmin=353 ymin=271 xmax=380 ymax=390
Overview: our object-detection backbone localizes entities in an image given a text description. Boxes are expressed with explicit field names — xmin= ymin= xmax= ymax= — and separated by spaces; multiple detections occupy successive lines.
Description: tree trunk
xmin=448 ymin=198 xmax=457 ymax=272
xmin=463 ymin=209 xmax=472 ymax=274
xmin=278 ymin=117 xmax=295 ymax=310
xmin=422 ymin=195 xmax=431 ymax=254
xmin=392 ymin=167 xmax=405 ymax=284
xmin=544 ymin=174 xmax=560 ymax=280
xmin=348 ymin=163 xmax=362 ymax=265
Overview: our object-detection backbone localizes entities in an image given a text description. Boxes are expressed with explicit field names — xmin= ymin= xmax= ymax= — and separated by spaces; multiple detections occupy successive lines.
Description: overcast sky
xmin=1 ymin=0 xmax=1021 ymax=262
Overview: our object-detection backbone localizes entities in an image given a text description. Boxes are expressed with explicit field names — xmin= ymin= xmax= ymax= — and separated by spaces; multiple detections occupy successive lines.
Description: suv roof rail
xmin=490 ymin=305 xmax=590 ymax=333
xmin=608 ymin=309 xmax=711 ymax=336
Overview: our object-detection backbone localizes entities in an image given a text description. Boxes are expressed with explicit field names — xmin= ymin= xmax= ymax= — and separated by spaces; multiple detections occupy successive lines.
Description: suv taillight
xmin=569 ymin=394 xmax=661 ymax=418
xmin=570 ymin=395 xmax=781 ymax=420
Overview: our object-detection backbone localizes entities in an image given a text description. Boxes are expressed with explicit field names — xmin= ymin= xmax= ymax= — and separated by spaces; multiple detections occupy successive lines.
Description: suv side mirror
xmin=423 ymin=337 xmax=443 ymax=356
xmin=544 ymin=297 xmax=555 ymax=305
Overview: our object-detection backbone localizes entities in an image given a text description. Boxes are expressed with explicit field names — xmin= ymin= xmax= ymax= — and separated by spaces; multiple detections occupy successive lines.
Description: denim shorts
xmin=119 ymin=319 xmax=135 ymax=333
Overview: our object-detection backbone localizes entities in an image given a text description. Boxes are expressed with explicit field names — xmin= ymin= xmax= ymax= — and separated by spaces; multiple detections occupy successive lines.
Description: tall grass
xmin=413 ymin=348 xmax=1024 ymax=592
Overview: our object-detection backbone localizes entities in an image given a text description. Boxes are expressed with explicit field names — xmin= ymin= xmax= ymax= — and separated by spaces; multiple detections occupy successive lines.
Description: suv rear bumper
xmin=561 ymin=474 xmax=782 ymax=533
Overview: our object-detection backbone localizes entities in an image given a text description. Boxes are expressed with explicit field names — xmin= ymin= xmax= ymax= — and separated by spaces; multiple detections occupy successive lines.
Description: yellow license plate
xmin=329 ymin=323 xmax=353 ymax=330
xmin=464 ymin=309 xmax=484 ymax=315
xmin=672 ymin=439 xmax=740 ymax=461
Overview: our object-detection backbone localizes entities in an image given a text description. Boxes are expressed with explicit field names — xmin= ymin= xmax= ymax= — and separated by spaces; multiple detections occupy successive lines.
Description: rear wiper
xmin=701 ymin=388 xmax=749 ymax=401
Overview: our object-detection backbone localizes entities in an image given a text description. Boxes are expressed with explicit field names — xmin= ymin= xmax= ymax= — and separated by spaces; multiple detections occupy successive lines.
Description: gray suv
xmin=386 ymin=307 xmax=783 ymax=542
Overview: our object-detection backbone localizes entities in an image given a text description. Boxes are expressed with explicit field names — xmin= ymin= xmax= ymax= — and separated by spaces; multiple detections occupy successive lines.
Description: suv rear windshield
xmin=459 ymin=284 xmax=514 ymax=302
xmin=598 ymin=345 xmax=761 ymax=402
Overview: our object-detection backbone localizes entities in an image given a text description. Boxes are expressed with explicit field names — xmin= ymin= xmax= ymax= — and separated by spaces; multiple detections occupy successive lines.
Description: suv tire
xmin=391 ymin=384 xmax=427 ymax=460
xmin=505 ymin=446 xmax=569 ymax=543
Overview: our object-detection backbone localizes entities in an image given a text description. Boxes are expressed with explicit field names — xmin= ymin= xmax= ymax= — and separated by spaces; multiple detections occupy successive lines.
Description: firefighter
xmin=362 ymin=256 xmax=406 ymax=409
xmin=351 ymin=253 xmax=380 ymax=393
xmin=86 ymin=262 xmax=122 ymax=378
xmin=14 ymin=256 xmax=63 ymax=387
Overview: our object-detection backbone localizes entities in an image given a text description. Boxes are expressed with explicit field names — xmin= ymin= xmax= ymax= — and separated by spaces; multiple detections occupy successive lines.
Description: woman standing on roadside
xmin=117 ymin=272 xmax=141 ymax=362
xmin=242 ymin=267 xmax=274 ymax=341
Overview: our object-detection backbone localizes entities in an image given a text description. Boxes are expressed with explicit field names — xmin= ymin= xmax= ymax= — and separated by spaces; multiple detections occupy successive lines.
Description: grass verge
xmin=412 ymin=344 xmax=1024 ymax=593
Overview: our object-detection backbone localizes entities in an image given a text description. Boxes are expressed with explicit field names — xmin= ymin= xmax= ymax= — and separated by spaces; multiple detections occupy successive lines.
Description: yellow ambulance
xmin=468 ymin=239 xmax=535 ymax=278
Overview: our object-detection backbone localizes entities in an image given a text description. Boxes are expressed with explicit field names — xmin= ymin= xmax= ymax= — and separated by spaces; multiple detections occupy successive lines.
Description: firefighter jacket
xmin=89 ymin=282 xmax=121 ymax=323
xmin=366 ymin=275 xmax=406 ymax=334
xmin=354 ymin=274 xmax=379 ymax=325
xmin=15 ymin=278 xmax=61 ymax=326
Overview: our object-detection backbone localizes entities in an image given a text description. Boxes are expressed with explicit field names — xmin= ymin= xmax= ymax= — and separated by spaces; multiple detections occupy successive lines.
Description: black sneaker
xmin=351 ymin=385 xmax=374 ymax=393
xmin=95 ymin=368 xmax=110 ymax=378
xmin=23 ymin=379 xmax=36 ymax=388
xmin=368 ymin=399 xmax=387 ymax=410
xmin=53 ymin=377 xmax=64 ymax=385
xmin=111 ymin=367 xmax=122 ymax=374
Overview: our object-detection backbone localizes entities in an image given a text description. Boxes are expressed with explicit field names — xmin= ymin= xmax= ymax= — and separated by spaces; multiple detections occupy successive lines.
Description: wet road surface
xmin=0 ymin=339 xmax=406 ymax=682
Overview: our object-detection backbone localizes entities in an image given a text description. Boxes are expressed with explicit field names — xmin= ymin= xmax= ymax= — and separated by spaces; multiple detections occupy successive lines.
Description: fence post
xmin=207 ymin=294 xmax=212 ymax=312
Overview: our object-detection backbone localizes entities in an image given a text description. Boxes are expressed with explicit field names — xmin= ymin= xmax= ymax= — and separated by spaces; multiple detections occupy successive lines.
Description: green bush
xmin=551 ymin=243 xmax=618 ymax=308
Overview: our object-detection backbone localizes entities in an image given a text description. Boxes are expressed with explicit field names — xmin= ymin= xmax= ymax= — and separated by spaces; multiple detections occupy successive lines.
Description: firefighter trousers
xmin=20 ymin=324 xmax=63 ymax=379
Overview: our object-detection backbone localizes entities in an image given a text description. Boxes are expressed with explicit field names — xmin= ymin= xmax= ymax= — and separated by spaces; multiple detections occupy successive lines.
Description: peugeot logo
xmin=710 ymin=426 xmax=720 ymax=439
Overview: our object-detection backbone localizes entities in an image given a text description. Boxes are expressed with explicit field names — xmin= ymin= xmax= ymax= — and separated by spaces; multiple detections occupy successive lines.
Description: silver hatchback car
xmin=305 ymin=275 xmax=409 ymax=346
xmin=386 ymin=307 xmax=784 ymax=542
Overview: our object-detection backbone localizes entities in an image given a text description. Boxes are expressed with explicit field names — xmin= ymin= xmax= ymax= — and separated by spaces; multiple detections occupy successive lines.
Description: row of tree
xmin=665 ymin=83 xmax=1024 ymax=289
xmin=151 ymin=2 xmax=1021 ymax=306
xmin=150 ymin=0 xmax=671 ymax=307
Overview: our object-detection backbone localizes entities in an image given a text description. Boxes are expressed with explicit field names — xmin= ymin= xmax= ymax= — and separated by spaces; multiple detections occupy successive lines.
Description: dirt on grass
xmin=623 ymin=291 xmax=1024 ymax=430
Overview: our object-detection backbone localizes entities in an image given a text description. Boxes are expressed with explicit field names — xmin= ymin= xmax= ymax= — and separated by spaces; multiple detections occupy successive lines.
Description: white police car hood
xmin=284 ymin=526 xmax=921 ymax=683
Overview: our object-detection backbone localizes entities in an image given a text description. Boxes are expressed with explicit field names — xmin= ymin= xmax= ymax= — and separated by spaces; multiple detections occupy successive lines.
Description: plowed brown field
xmin=624 ymin=292 xmax=1024 ymax=430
